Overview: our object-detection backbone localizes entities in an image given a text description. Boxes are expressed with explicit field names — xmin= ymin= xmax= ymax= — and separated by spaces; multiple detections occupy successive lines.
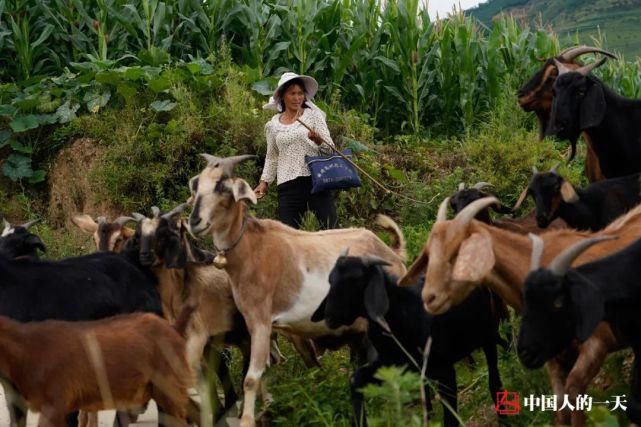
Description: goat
xmin=0 ymin=219 xmax=46 ymax=260
xmin=72 ymin=215 xmax=135 ymax=252
xmin=187 ymin=154 xmax=407 ymax=427
xmin=517 ymin=45 xmax=615 ymax=182
xmin=514 ymin=163 xmax=641 ymax=231
xmin=399 ymin=196 xmax=641 ymax=425
xmin=0 ymin=306 xmax=195 ymax=427
xmin=0 ymin=240 xmax=162 ymax=427
xmin=548 ymin=57 xmax=641 ymax=179
xmin=311 ymin=255 xmax=506 ymax=426
xmin=518 ymin=234 xmax=641 ymax=423
xmin=130 ymin=204 xmax=250 ymax=422
xmin=450 ymin=182 xmax=566 ymax=233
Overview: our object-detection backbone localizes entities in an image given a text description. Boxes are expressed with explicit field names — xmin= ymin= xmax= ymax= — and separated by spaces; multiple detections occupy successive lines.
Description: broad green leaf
xmin=10 ymin=115 xmax=39 ymax=133
xmin=384 ymin=164 xmax=407 ymax=182
xmin=95 ymin=71 xmax=122 ymax=85
xmin=116 ymin=83 xmax=138 ymax=105
xmin=55 ymin=101 xmax=80 ymax=124
xmin=28 ymin=169 xmax=46 ymax=184
xmin=148 ymin=76 xmax=171 ymax=93
xmin=251 ymin=79 xmax=273 ymax=96
xmin=150 ymin=100 xmax=177 ymax=112
xmin=0 ymin=130 xmax=10 ymax=145
xmin=10 ymin=140 xmax=33 ymax=154
xmin=0 ymin=104 xmax=17 ymax=117
xmin=36 ymin=114 xmax=58 ymax=125
xmin=84 ymin=91 xmax=111 ymax=113
xmin=123 ymin=67 xmax=146 ymax=81
xmin=342 ymin=137 xmax=370 ymax=153
xmin=2 ymin=154 xmax=33 ymax=181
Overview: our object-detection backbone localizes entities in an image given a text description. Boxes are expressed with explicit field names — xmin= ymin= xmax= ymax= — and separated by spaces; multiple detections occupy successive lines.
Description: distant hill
xmin=467 ymin=0 xmax=641 ymax=60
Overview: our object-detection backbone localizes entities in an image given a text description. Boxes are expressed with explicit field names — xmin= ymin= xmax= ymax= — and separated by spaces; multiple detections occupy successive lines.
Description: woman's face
xmin=281 ymin=83 xmax=305 ymax=112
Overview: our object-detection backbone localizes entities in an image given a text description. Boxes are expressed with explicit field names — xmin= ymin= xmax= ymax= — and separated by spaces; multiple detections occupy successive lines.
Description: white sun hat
xmin=262 ymin=72 xmax=321 ymax=113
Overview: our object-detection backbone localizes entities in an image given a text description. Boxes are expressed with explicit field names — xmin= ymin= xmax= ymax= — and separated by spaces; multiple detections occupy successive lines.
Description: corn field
xmin=1 ymin=0 xmax=641 ymax=137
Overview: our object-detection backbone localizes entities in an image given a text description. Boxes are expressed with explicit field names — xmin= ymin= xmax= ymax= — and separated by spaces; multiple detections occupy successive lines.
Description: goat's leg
xmin=37 ymin=406 xmax=66 ymax=427
xmin=433 ymin=364 xmax=459 ymax=427
xmin=240 ymin=323 xmax=271 ymax=427
xmin=565 ymin=333 xmax=614 ymax=427
xmin=202 ymin=343 xmax=231 ymax=421
xmin=546 ymin=358 xmax=571 ymax=425
xmin=3 ymin=381 xmax=27 ymax=427
xmin=350 ymin=362 xmax=382 ymax=427
xmin=627 ymin=349 xmax=641 ymax=424
xmin=482 ymin=343 xmax=505 ymax=423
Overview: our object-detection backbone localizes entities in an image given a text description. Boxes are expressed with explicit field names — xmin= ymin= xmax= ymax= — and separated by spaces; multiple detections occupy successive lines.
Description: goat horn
xmin=528 ymin=233 xmax=545 ymax=271
xmin=20 ymin=218 xmax=41 ymax=229
xmin=576 ymin=56 xmax=608 ymax=76
xmin=220 ymin=155 xmax=259 ymax=178
xmin=548 ymin=235 xmax=617 ymax=276
xmin=558 ymin=45 xmax=616 ymax=62
xmin=151 ymin=206 xmax=161 ymax=218
xmin=96 ymin=216 xmax=107 ymax=225
xmin=550 ymin=162 xmax=561 ymax=173
xmin=472 ymin=181 xmax=492 ymax=190
xmin=532 ymin=165 xmax=539 ymax=175
xmin=436 ymin=197 xmax=450 ymax=223
xmin=2 ymin=219 xmax=12 ymax=236
xmin=362 ymin=255 xmax=392 ymax=268
xmin=512 ymin=187 xmax=529 ymax=212
xmin=340 ymin=247 xmax=349 ymax=257
xmin=454 ymin=196 xmax=499 ymax=227
xmin=114 ymin=216 xmax=136 ymax=226
xmin=458 ymin=182 xmax=465 ymax=191
xmin=200 ymin=153 xmax=222 ymax=166
xmin=131 ymin=213 xmax=147 ymax=222
xmin=162 ymin=203 xmax=189 ymax=220
xmin=553 ymin=58 xmax=574 ymax=76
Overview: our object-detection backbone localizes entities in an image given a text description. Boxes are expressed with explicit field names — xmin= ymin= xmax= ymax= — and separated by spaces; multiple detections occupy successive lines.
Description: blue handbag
xmin=305 ymin=149 xmax=362 ymax=194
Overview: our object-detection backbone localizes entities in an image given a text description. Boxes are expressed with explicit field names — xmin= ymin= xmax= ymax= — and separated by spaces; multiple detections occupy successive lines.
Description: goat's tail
xmin=375 ymin=214 xmax=406 ymax=262
xmin=173 ymin=301 xmax=198 ymax=338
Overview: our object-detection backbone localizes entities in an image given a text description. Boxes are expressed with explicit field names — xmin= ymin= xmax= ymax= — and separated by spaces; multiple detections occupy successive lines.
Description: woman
xmin=254 ymin=72 xmax=338 ymax=229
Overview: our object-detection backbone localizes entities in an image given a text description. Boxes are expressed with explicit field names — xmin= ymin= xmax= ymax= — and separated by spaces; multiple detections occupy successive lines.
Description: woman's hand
xmin=254 ymin=181 xmax=268 ymax=199
xmin=308 ymin=129 xmax=323 ymax=145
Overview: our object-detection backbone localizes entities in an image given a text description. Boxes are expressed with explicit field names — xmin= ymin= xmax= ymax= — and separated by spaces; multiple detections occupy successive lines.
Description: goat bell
xmin=213 ymin=251 xmax=228 ymax=269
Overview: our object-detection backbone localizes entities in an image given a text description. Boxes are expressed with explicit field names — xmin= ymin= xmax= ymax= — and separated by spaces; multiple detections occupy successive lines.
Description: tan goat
xmin=187 ymin=154 xmax=407 ymax=427
xmin=400 ymin=196 xmax=641 ymax=425
xmin=72 ymin=215 xmax=136 ymax=252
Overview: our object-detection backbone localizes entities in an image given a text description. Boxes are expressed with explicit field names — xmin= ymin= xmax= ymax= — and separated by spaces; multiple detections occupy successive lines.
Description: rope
xmin=297 ymin=118 xmax=436 ymax=205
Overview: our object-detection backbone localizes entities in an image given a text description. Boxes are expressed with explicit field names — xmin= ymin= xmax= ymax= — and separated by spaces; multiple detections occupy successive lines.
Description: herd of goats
xmin=0 ymin=44 xmax=641 ymax=427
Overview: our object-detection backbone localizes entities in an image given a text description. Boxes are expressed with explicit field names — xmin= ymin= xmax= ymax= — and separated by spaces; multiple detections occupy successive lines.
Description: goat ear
xmin=567 ymin=271 xmax=604 ymax=341
xmin=25 ymin=234 xmax=46 ymax=253
xmin=228 ymin=178 xmax=257 ymax=205
xmin=560 ymin=181 xmax=579 ymax=203
xmin=364 ymin=266 xmax=389 ymax=321
xmin=398 ymin=251 xmax=428 ymax=286
xmin=71 ymin=214 xmax=98 ymax=234
xmin=121 ymin=226 xmax=135 ymax=239
xmin=163 ymin=234 xmax=186 ymax=269
xmin=311 ymin=297 xmax=327 ymax=322
xmin=579 ymin=81 xmax=606 ymax=130
xmin=452 ymin=232 xmax=495 ymax=283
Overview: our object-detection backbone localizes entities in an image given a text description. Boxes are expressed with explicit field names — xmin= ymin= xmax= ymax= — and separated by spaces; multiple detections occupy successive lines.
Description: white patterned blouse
xmin=260 ymin=107 xmax=335 ymax=186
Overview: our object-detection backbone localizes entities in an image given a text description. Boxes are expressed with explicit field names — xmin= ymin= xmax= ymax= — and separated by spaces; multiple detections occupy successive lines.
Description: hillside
xmin=468 ymin=0 xmax=641 ymax=59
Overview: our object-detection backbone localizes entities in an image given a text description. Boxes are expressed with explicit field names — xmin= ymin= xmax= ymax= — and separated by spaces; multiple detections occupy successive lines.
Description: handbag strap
xmin=297 ymin=118 xmax=436 ymax=205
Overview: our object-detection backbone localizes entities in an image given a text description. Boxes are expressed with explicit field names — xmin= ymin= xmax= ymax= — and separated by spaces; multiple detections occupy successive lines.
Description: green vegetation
xmin=469 ymin=0 xmax=641 ymax=59
xmin=1 ymin=1 xmax=639 ymax=425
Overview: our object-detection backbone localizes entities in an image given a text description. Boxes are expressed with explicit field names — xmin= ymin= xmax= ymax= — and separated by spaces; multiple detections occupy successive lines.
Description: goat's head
xmin=311 ymin=254 xmax=391 ymax=329
xmin=0 ymin=218 xmax=46 ymax=260
xmin=449 ymin=182 xmax=512 ymax=223
xmin=187 ymin=154 xmax=258 ymax=237
xmin=398 ymin=197 xmax=498 ymax=314
xmin=517 ymin=233 xmax=611 ymax=369
xmin=72 ymin=215 xmax=136 ymax=252
xmin=131 ymin=204 xmax=190 ymax=268
xmin=547 ymin=57 xmax=608 ymax=153
xmin=515 ymin=164 xmax=578 ymax=228
xmin=517 ymin=46 xmax=615 ymax=140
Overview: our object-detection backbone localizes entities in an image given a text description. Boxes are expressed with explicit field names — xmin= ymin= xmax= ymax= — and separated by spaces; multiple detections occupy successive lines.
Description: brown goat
xmin=517 ymin=45 xmax=615 ymax=182
xmin=400 ymin=197 xmax=641 ymax=425
xmin=0 ymin=309 xmax=195 ymax=427
xmin=187 ymin=154 xmax=407 ymax=427
xmin=72 ymin=215 xmax=136 ymax=252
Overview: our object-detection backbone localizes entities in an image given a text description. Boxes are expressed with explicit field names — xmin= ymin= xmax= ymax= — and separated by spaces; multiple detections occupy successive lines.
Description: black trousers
xmin=277 ymin=176 xmax=337 ymax=229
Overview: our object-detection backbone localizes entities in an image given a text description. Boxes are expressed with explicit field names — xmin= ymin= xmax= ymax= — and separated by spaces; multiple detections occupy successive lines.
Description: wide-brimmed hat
xmin=273 ymin=72 xmax=318 ymax=101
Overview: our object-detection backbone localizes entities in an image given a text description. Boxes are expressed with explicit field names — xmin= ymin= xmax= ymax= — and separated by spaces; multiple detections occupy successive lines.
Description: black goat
xmin=0 ymin=218 xmax=46 ymax=260
xmin=0 ymin=242 xmax=162 ymax=427
xmin=548 ymin=58 xmax=641 ymax=178
xmin=518 ymin=234 xmax=641 ymax=424
xmin=518 ymin=164 xmax=641 ymax=230
xmin=312 ymin=255 xmax=507 ymax=427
